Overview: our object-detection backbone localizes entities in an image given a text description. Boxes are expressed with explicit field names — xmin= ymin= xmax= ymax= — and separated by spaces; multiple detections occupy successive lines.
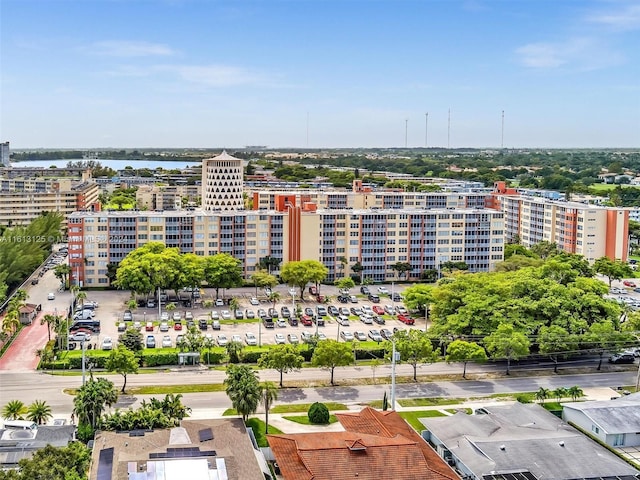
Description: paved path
xmin=0 ymin=311 xmax=51 ymax=371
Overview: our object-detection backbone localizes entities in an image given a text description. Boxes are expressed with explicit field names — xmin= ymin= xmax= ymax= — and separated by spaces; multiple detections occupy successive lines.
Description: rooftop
xmin=562 ymin=392 xmax=640 ymax=434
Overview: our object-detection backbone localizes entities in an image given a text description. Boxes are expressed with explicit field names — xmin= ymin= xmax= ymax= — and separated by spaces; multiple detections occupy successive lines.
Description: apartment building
xmin=0 ymin=176 xmax=99 ymax=227
xmin=0 ymin=142 xmax=10 ymax=167
xmin=136 ymin=184 xmax=201 ymax=210
xmin=490 ymin=182 xmax=628 ymax=262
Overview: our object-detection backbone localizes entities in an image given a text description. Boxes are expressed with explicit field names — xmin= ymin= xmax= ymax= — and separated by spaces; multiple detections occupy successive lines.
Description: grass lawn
xmin=398 ymin=410 xmax=446 ymax=431
xmin=589 ymin=184 xmax=638 ymax=192
xmin=445 ymin=408 xmax=472 ymax=414
xmin=246 ymin=418 xmax=283 ymax=447
xmin=398 ymin=397 xmax=466 ymax=407
xmin=282 ymin=414 xmax=338 ymax=425
xmin=127 ymin=383 xmax=226 ymax=395
xmin=271 ymin=402 xmax=347 ymax=414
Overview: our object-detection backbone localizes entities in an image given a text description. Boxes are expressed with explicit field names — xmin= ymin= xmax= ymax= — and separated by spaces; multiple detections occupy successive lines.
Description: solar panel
xmin=198 ymin=428 xmax=214 ymax=442
xmin=148 ymin=447 xmax=217 ymax=459
xmin=129 ymin=430 xmax=145 ymax=437
xmin=96 ymin=447 xmax=114 ymax=480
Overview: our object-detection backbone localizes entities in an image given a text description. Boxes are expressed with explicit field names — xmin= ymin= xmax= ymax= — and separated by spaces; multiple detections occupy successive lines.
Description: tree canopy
xmin=280 ymin=260 xmax=328 ymax=299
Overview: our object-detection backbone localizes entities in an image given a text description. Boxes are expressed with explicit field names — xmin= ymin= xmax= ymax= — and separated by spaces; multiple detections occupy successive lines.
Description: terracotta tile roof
xmin=268 ymin=407 xmax=459 ymax=480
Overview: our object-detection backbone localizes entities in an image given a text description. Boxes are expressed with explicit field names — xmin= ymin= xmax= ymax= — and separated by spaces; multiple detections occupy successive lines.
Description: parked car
xmin=287 ymin=333 xmax=299 ymax=344
xmin=123 ymin=310 xmax=133 ymax=321
xmin=288 ymin=316 xmax=298 ymax=326
xmin=337 ymin=295 xmax=349 ymax=303
xmin=340 ymin=330 xmax=354 ymax=342
xmin=234 ymin=309 xmax=244 ymax=319
xmin=384 ymin=305 xmax=396 ymax=315
xmin=396 ymin=306 xmax=408 ymax=315
xmin=624 ymin=280 xmax=637 ymax=288
xmin=368 ymin=329 xmax=383 ymax=342
xmin=328 ymin=305 xmax=339 ymax=316
xmin=350 ymin=307 xmax=363 ymax=316
xmin=274 ymin=333 xmax=286 ymax=345
xmin=339 ymin=307 xmax=350 ymax=316
xmin=268 ymin=307 xmax=278 ymax=318
xmin=173 ymin=321 xmax=183 ymax=331
xmin=316 ymin=306 xmax=327 ymax=317
xmin=162 ymin=335 xmax=172 ymax=348
xmin=372 ymin=305 xmax=385 ymax=315
xmin=280 ymin=306 xmax=291 ymax=318
xmin=231 ymin=334 xmax=242 ymax=344
xmin=313 ymin=315 xmax=325 ymax=326
xmin=353 ymin=331 xmax=367 ymax=341
xmin=373 ymin=315 xmax=385 ymax=325
xmin=211 ymin=311 xmax=220 ymax=320
xmin=221 ymin=310 xmax=231 ymax=320
xmin=264 ymin=287 xmax=272 ymax=296
xmin=392 ymin=293 xmax=402 ymax=302
xmin=212 ymin=320 xmax=221 ymax=330
xmin=397 ymin=314 xmax=415 ymax=325
xmin=609 ymin=352 xmax=635 ymax=364
xmin=377 ymin=286 xmax=389 ymax=295
xmin=337 ymin=315 xmax=350 ymax=326
xmin=276 ymin=318 xmax=287 ymax=328
xmin=360 ymin=286 xmax=370 ymax=295
xmin=380 ymin=328 xmax=393 ymax=340
xmin=145 ymin=322 xmax=154 ymax=332
xmin=317 ymin=332 xmax=327 ymax=341
xmin=309 ymin=285 xmax=318 ymax=295
xmin=146 ymin=335 xmax=156 ymax=349
xmin=360 ymin=314 xmax=373 ymax=325
xmin=199 ymin=319 xmax=208 ymax=330
xmin=258 ymin=308 xmax=268 ymax=319
xmin=161 ymin=312 xmax=169 ymax=321
xmin=250 ymin=297 xmax=260 ymax=306
xmin=304 ymin=307 xmax=315 ymax=318
xmin=185 ymin=311 xmax=193 ymax=321
xmin=31 ymin=278 xmax=39 ymax=285
xmin=159 ymin=322 xmax=169 ymax=332
xmin=47 ymin=292 xmax=55 ymax=300
xmin=368 ymin=293 xmax=380 ymax=303
xmin=101 ymin=337 xmax=113 ymax=350
xmin=245 ymin=309 xmax=255 ymax=319
xmin=215 ymin=298 xmax=224 ymax=307
xmin=245 ymin=332 xmax=258 ymax=346
xmin=117 ymin=322 xmax=126 ymax=332
xmin=172 ymin=312 xmax=181 ymax=321
xmin=300 ymin=315 xmax=313 ymax=326
xmin=146 ymin=299 xmax=156 ymax=308
xmin=262 ymin=317 xmax=275 ymax=328
xmin=71 ymin=332 xmax=91 ymax=342
xmin=217 ymin=334 xmax=228 ymax=347
xmin=300 ymin=331 xmax=313 ymax=343
xmin=349 ymin=295 xmax=358 ymax=303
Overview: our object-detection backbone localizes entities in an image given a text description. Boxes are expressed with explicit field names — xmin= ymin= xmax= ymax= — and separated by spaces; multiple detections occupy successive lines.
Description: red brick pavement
xmin=0 ymin=311 xmax=52 ymax=371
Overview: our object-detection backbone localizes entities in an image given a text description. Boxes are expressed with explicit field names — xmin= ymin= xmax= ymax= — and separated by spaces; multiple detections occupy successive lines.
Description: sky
xmin=1 ymin=0 xmax=639 ymax=149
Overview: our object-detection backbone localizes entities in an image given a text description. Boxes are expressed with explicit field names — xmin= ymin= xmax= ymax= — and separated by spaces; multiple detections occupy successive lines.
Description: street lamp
xmin=336 ymin=321 xmax=341 ymax=341
xmin=81 ymin=339 xmax=87 ymax=386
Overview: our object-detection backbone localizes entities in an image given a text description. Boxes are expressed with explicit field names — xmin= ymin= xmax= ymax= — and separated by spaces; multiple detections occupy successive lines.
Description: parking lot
xmin=63 ymin=284 xmax=421 ymax=352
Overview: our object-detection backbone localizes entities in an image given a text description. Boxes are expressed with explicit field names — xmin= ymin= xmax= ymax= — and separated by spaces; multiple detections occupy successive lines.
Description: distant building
xmin=201 ymin=150 xmax=244 ymax=211
xmin=90 ymin=418 xmax=268 ymax=480
xmin=0 ymin=423 xmax=76 ymax=469
xmin=0 ymin=142 xmax=9 ymax=167
xmin=421 ymin=402 xmax=638 ymax=480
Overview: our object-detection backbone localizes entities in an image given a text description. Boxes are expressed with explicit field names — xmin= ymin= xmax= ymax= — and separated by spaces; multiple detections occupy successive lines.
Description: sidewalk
xmin=0 ymin=311 xmax=50 ymax=371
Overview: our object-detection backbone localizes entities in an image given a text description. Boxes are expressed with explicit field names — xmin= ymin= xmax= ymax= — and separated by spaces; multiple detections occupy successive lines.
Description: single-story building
xmin=0 ymin=423 xmax=77 ymax=469
xmin=562 ymin=392 xmax=640 ymax=448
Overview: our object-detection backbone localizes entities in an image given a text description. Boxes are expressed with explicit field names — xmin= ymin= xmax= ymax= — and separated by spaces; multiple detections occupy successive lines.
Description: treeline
xmin=11 ymin=151 xmax=85 ymax=161
xmin=0 ymin=213 xmax=63 ymax=303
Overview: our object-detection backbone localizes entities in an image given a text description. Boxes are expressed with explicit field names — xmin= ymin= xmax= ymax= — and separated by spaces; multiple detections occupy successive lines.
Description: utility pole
xmin=391 ymin=340 xmax=399 ymax=410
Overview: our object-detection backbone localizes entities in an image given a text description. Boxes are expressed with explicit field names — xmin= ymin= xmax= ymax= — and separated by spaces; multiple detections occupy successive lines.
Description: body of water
xmin=10 ymin=159 xmax=200 ymax=170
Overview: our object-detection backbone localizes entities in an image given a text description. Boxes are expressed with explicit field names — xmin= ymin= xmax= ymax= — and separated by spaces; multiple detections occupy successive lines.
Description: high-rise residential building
xmin=0 ymin=142 xmax=10 ymax=167
xmin=201 ymin=150 xmax=244 ymax=211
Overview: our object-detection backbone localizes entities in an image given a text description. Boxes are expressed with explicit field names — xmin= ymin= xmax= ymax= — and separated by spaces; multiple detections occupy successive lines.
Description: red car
xmin=173 ymin=321 xmax=183 ymax=331
xmin=300 ymin=315 xmax=313 ymax=326
xmin=372 ymin=305 xmax=385 ymax=315
xmin=623 ymin=280 xmax=637 ymax=288
xmin=397 ymin=314 xmax=415 ymax=325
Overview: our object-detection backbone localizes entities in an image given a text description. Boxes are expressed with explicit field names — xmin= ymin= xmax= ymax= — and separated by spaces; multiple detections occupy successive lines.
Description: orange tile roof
xmin=268 ymin=407 xmax=459 ymax=480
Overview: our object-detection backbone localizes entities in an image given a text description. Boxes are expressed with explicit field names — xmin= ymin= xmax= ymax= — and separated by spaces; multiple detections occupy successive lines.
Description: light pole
xmin=336 ymin=321 xmax=341 ymax=341
xmin=391 ymin=339 xmax=400 ymax=410
xmin=81 ymin=339 xmax=87 ymax=386
xmin=259 ymin=319 xmax=262 ymax=347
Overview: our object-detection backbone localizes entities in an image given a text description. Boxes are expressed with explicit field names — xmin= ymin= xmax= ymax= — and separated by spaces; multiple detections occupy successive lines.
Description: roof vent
xmin=499 ymin=445 xmax=506 ymax=451
xmin=559 ymin=441 xmax=565 ymax=447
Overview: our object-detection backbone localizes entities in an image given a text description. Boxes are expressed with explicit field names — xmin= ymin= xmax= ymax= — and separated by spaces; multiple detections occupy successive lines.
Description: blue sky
xmin=1 ymin=0 xmax=638 ymax=149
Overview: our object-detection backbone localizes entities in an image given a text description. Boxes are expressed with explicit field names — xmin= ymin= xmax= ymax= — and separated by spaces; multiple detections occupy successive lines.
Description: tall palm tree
xmin=261 ymin=381 xmax=279 ymax=434
xmin=73 ymin=377 xmax=118 ymax=430
xmin=75 ymin=291 xmax=87 ymax=310
xmin=2 ymin=310 xmax=20 ymax=336
xmin=2 ymin=400 xmax=27 ymax=420
xmin=567 ymin=386 xmax=584 ymax=401
xmin=41 ymin=314 xmax=61 ymax=342
xmin=268 ymin=292 xmax=281 ymax=309
xmin=552 ymin=387 xmax=568 ymax=402
xmin=535 ymin=387 xmax=550 ymax=404
xmin=224 ymin=365 xmax=261 ymax=423
xmin=27 ymin=400 xmax=53 ymax=425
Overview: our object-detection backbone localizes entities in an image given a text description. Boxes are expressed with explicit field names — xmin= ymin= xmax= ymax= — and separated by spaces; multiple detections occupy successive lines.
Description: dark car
xmin=313 ymin=316 xmax=325 ymax=326
xmin=368 ymin=293 xmax=380 ymax=303
xmin=262 ymin=317 xmax=275 ymax=328
xmin=609 ymin=353 xmax=635 ymax=364
xmin=372 ymin=315 xmax=385 ymax=325
xmin=360 ymin=286 xmax=370 ymax=295
xmin=304 ymin=307 xmax=315 ymax=318
xmin=392 ymin=293 xmax=402 ymax=302
xmin=337 ymin=295 xmax=349 ymax=303
xmin=328 ymin=305 xmax=339 ymax=316
xmin=288 ymin=316 xmax=298 ymax=326
xmin=199 ymin=319 xmax=208 ymax=330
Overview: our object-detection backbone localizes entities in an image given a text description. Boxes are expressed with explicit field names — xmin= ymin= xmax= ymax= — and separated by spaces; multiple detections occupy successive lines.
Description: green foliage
xmin=115 ymin=242 xmax=184 ymax=294
xmin=334 ymin=277 xmax=356 ymax=290
xmin=307 ymin=402 xmax=330 ymax=424
xmin=118 ymin=328 xmax=144 ymax=352
xmin=382 ymin=391 xmax=389 ymax=411
xmin=391 ymin=329 xmax=436 ymax=381
xmin=402 ymin=284 xmax=434 ymax=312
xmin=26 ymin=400 xmax=53 ymax=425
xmin=101 ymin=394 xmax=190 ymax=431
xmin=105 ymin=345 xmax=139 ymax=393
xmin=224 ymin=365 xmax=261 ymax=422
xmin=280 ymin=260 xmax=328 ymax=299
xmin=73 ymin=377 xmax=118 ymax=430
xmin=0 ymin=442 xmax=91 ymax=480
xmin=1 ymin=400 xmax=27 ymax=420
xmin=593 ymin=257 xmax=634 ymax=287
xmin=259 ymin=344 xmax=304 ymax=387
xmin=446 ymin=340 xmax=487 ymax=378
xmin=203 ymin=253 xmax=244 ymax=296
xmin=311 ymin=340 xmax=354 ymax=385
xmin=484 ymin=324 xmax=531 ymax=375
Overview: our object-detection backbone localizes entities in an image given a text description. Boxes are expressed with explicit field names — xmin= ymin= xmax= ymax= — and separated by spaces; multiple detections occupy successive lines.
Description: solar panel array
xmin=149 ymin=447 xmax=216 ymax=459
xmin=198 ymin=428 xmax=214 ymax=442
xmin=483 ymin=473 xmax=538 ymax=480
xmin=96 ymin=447 xmax=114 ymax=480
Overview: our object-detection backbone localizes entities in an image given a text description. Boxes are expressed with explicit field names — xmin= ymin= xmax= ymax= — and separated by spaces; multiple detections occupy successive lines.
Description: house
xmin=18 ymin=303 xmax=40 ymax=325
xmin=0 ymin=424 xmax=77 ymax=469
xmin=562 ymin=392 xmax=640 ymax=448
xmin=268 ymin=406 xmax=459 ymax=480
xmin=421 ymin=402 xmax=638 ymax=480
xmin=89 ymin=418 xmax=268 ymax=480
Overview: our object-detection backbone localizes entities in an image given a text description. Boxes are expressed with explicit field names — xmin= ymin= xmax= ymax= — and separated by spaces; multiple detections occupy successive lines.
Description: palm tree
xmin=2 ymin=400 xmax=27 ymax=420
xmin=41 ymin=314 xmax=61 ymax=342
xmin=535 ymin=387 xmax=550 ymax=404
xmin=261 ymin=382 xmax=279 ymax=434
xmin=226 ymin=340 xmax=244 ymax=364
xmin=54 ymin=264 xmax=71 ymax=288
xmin=73 ymin=377 xmax=118 ymax=430
xmin=268 ymin=291 xmax=281 ymax=309
xmin=567 ymin=386 xmax=584 ymax=401
xmin=76 ymin=291 xmax=87 ymax=310
xmin=26 ymin=400 xmax=52 ymax=425
xmin=224 ymin=365 xmax=261 ymax=423
xmin=552 ymin=387 xmax=568 ymax=402
xmin=2 ymin=310 xmax=20 ymax=337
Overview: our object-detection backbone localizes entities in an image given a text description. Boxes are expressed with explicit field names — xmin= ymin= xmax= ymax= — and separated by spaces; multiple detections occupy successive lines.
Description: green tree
xmin=258 ymin=344 xmax=304 ymax=387
xmin=334 ymin=277 xmax=356 ymax=291
xmin=224 ymin=365 xmax=261 ymax=422
xmin=280 ymin=260 xmax=328 ymax=300
xmin=584 ymin=321 xmax=632 ymax=370
xmin=390 ymin=261 xmax=412 ymax=280
xmin=180 ymin=253 xmax=205 ymax=300
xmin=268 ymin=291 xmax=281 ymax=309
xmin=53 ymin=263 xmax=71 ymax=288
xmin=392 ymin=329 xmax=436 ymax=382
xmin=261 ymin=381 xmax=279 ymax=434
xmin=1 ymin=400 xmax=27 ymax=420
xmin=538 ymin=325 xmax=575 ymax=374
xmin=226 ymin=340 xmax=244 ymax=364
xmin=402 ymin=283 xmax=434 ymax=320
xmin=0 ymin=443 xmax=91 ymax=480
xmin=73 ymin=377 xmax=118 ymax=430
xmin=535 ymin=387 xmax=550 ymax=404
xmin=567 ymin=385 xmax=584 ymax=401
xmin=203 ymin=253 xmax=243 ymax=299
xmin=530 ymin=241 xmax=559 ymax=259
xmin=40 ymin=313 xmax=62 ymax=342
xmin=593 ymin=257 xmax=634 ymax=287
xmin=445 ymin=340 xmax=487 ymax=379
xmin=258 ymin=255 xmax=281 ymax=274
xmin=552 ymin=387 xmax=568 ymax=402
xmin=484 ymin=324 xmax=530 ymax=375
xmin=115 ymin=242 xmax=184 ymax=295
xmin=118 ymin=328 xmax=144 ymax=352
xmin=105 ymin=345 xmax=139 ymax=393
xmin=311 ymin=339 xmax=354 ymax=386
xmin=307 ymin=402 xmax=330 ymax=424
xmin=26 ymin=400 xmax=52 ymax=425
xmin=251 ymin=270 xmax=278 ymax=296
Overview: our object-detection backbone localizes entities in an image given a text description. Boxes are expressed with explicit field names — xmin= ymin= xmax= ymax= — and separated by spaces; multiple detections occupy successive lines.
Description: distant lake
xmin=11 ymin=159 xmax=200 ymax=170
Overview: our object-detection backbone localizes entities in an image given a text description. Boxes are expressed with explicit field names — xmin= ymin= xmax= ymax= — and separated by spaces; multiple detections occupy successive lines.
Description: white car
xmin=354 ymin=331 xmax=367 ymax=341
xmin=162 ymin=335 xmax=172 ymax=348
xmin=274 ymin=333 xmax=286 ymax=344
xmin=160 ymin=312 xmax=169 ymax=321
xmin=368 ymin=329 xmax=383 ymax=342
xmin=172 ymin=312 xmax=181 ymax=321
xmin=185 ymin=312 xmax=193 ymax=321
xmin=217 ymin=334 xmax=228 ymax=347
xmin=276 ymin=318 xmax=287 ymax=328
xmin=71 ymin=332 xmax=91 ymax=342
xmin=245 ymin=332 xmax=257 ymax=346
xmin=101 ymin=337 xmax=113 ymax=350
xmin=159 ymin=322 xmax=169 ymax=332
xmin=221 ymin=310 xmax=231 ymax=320
xmin=384 ymin=304 xmax=396 ymax=315
xmin=215 ymin=299 xmax=224 ymax=307
xmin=231 ymin=334 xmax=242 ymax=344
xmin=211 ymin=310 xmax=220 ymax=320
xmin=377 ymin=286 xmax=389 ymax=295
xmin=287 ymin=333 xmax=299 ymax=344
xmin=337 ymin=316 xmax=350 ymax=326
xmin=396 ymin=306 xmax=408 ymax=314
xmin=340 ymin=330 xmax=354 ymax=342
xmin=250 ymin=297 xmax=260 ymax=306
xmin=47 ymin=292 xmax=55 ymax=300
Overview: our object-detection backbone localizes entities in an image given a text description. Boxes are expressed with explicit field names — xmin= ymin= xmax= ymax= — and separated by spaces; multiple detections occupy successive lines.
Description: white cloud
xmin=87 ymin=40 xmax=176 ymax=57
xmin=515 ymin=37 xmax=624 ymax=70
xmin=586 ymin=3 xmax=640 ymax=31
